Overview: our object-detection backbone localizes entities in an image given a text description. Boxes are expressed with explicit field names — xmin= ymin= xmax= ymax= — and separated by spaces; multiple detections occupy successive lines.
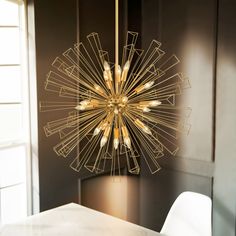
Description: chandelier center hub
xmin=107 ymin=95 xmax=128 ymax=115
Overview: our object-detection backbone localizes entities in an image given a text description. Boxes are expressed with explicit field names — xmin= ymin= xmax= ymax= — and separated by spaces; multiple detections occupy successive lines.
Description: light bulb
xmin=103 ymin=61 xmax=110 ymax=71
xmin=142 ymin=126 xmax=152 ymax=135
xmin=80 ymin=100 xmax=89 ymax=106
xmin=93 ymin=127 xmax=101 ymax=136
xmin=121 ymin=126 xmax=129 ymax=137
xmin=117 ymin=65 xmax=122 ymax=75
xmin=123 ymin=60 xmax=130 ymax=71
xmin=121 ymin=61 xmax=130 ymax=82
xmin=104 ymin=126 xmax=111 ymax=137
xmin=94 ymin=84 xmax=105 ymax=95
xmin=90 ymin=99 xmax=99 ymax=105
xmin=143 ymin=107 xmax=151 ymax=112
xmin=114 ymin=108 xmax=119 ymax=115
xmin=103 ymin=71 xmax=109 ymax=80
xmin=114 ymin=138 xmax=119 ymax=150
xmin=75 ymin=105 xmax=85 ymax=110
xmin=100 ymin=136 xmax=108 ymax=147
xmin=149 ymin=100 xmax=162 ymax=107
xmin=101 ymin=122 xmax=108 ymax=130
xmin=122 ymin=96 xmax=128 ymax=103
xmin=116 ymin=65 xmax=122 ymax=83
xmin=144 ymin=81 xmax=154 ymax=89
xmin=94 ymin=84 xmax=100 ymax=90
xmin=124 ymin=137 xmax=131 ymax=149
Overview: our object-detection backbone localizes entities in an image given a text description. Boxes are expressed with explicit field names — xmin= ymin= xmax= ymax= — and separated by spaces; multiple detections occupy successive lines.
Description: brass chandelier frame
xmin=40 ymin=0 xmax=191 ymax=175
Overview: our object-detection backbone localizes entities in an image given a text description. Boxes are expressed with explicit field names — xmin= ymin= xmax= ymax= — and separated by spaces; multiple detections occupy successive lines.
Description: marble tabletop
xmin=0 ymin=203 xmax=163 ymax=236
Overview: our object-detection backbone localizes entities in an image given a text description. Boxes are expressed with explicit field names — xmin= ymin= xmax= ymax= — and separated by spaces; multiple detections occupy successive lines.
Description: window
xmin=0 ymin=0 xmax=30 ymax=225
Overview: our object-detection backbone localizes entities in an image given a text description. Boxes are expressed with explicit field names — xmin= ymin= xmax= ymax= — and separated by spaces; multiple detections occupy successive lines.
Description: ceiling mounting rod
xmin=115 ymin=0 xmax=119 ymax=82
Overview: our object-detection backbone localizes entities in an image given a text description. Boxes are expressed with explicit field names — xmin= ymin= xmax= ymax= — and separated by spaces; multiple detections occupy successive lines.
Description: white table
xmin=0 ymin=203 xmax=163 ymax=236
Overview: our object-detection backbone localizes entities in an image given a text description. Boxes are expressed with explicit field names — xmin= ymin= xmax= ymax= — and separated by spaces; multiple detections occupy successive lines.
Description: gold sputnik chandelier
xmin=40 ymin=0 xmax=190 ymax=175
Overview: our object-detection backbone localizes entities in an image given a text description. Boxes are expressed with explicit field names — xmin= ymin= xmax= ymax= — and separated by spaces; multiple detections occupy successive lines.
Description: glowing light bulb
xmin=121 ymin=61 xmax=130 ymax=82
xmin=124 ymin=137 xmax=131 ymax=149
xmin=122 ymin=96 xmax=128 ymax=103
xmin=94 ymin=84 xmax=100 ymax=90
xmin=103 ymin=61 xmax=110 ymax=71
xmin=75 ymin=105 xmax=85 ymax=111
xmin=101 ymin=122 xmax=108 ymax=130
xmin=135 ymin=81 xmax=154 ymax=94
xmin=80 ymin=100 xmax=90 ymax=106
xmin=116 ymin=65 xmax=122 ymax=83
xmin=143 ymin=107 xmax=151 ymax=112
xmin=142 ymin=126 xmax=152 ymax=135
xmin=114 ymin=138 xmax=119 ymax=149
xmin=124 ymin=60 xmax=130 ymax=70
xmin=93 ymin=127 xmax=101 ymax=136
xmin=117 ymin=65 xmax=122 ymax=74
xmin=149 ymin=100 xmax=162 ymax=107
xmin=114 ymin=107 xmax=119 ymax=115
xmin=144 ymin=81 xmax=154 ymax=89
xmin=103 ymin=71 xmax=109 ymax=80
xmin=113 ymin=128 xmax=119 ymax=149
xmin=94 ymin=84 xmax=105 ymax=96
xmin=104 ymin=71 xmax=113 ymax=90
xmin=100 ymin=136 xmax=108 ymax=147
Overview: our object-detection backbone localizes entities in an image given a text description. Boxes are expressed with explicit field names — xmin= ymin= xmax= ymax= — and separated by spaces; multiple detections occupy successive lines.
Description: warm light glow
xmin=142 ymin=126 xmax=152 ymax=135
xmin=143 ymin=107 xmax=151 ymax=112
xmin=94 ymin=84 xmax=100 ymax=90
xmin=94 ymin=84 xmax=105 ymax=95
xmin=144 ymin=81 xmax=154 ymax=89
xmin=80 ymin=100 xmax=89 ymax=106
xmin=104 ymin=61 xmax=111 ymax=71
xmin=93 ymin=127 xmax=100 ymax=136
xmin=116 ymin=65 xmax=121 ymax=82
xmin=75 ymin=105 xmax=85 ymax=111
xmin=124 ymin=137 xmax=131 ymax=149
xmin=113 ymin=138 xmax=119 ymax=150
xmin=121 ymin=96 xmax=128 ymax=103
xmin=123 ymin=60 xmax=130 ymax=70
xmin=100 ymin=136 xmax=108 ymax=148
xmin=121 ymin=60 xmax=130 ymax=82
xmin=149 ymin=100 xmax=162 ymax=106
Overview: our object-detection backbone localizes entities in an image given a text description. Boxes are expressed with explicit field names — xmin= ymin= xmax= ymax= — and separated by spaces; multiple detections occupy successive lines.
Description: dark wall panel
xmin=213 ymin=0 xmax=236 ymax=235
xmin=33 ymin=0 xmax=79 ymax=211
xmin=78 ymin=0 xmax=127 ymax=62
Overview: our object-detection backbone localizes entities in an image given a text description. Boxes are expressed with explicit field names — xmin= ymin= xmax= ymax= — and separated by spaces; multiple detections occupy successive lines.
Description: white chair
xmin=160 ymin=191 xmax=212 ymax=236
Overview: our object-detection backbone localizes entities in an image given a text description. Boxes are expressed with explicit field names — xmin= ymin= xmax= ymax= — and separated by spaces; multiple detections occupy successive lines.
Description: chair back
xmin=160 ymin=191 xmax=212 ymax=236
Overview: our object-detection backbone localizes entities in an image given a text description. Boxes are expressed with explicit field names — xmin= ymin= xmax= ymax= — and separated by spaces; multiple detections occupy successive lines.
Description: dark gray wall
xmin=213 ymin=0 xmax=236 ymax=235
xmin=32 ymin=0 xmax=79 ymax=211
xmin=78 ymin=0 xmax=127 ymax=62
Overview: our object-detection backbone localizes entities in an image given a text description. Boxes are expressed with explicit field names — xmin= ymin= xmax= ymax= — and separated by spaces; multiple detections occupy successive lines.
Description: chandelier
xmin=40 ymin=0 xmax=190 ymax=175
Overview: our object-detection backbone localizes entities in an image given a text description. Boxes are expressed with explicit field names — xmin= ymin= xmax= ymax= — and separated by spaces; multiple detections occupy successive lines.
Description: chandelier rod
xmin=115 ymin=0 xmax=119 ymax=77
